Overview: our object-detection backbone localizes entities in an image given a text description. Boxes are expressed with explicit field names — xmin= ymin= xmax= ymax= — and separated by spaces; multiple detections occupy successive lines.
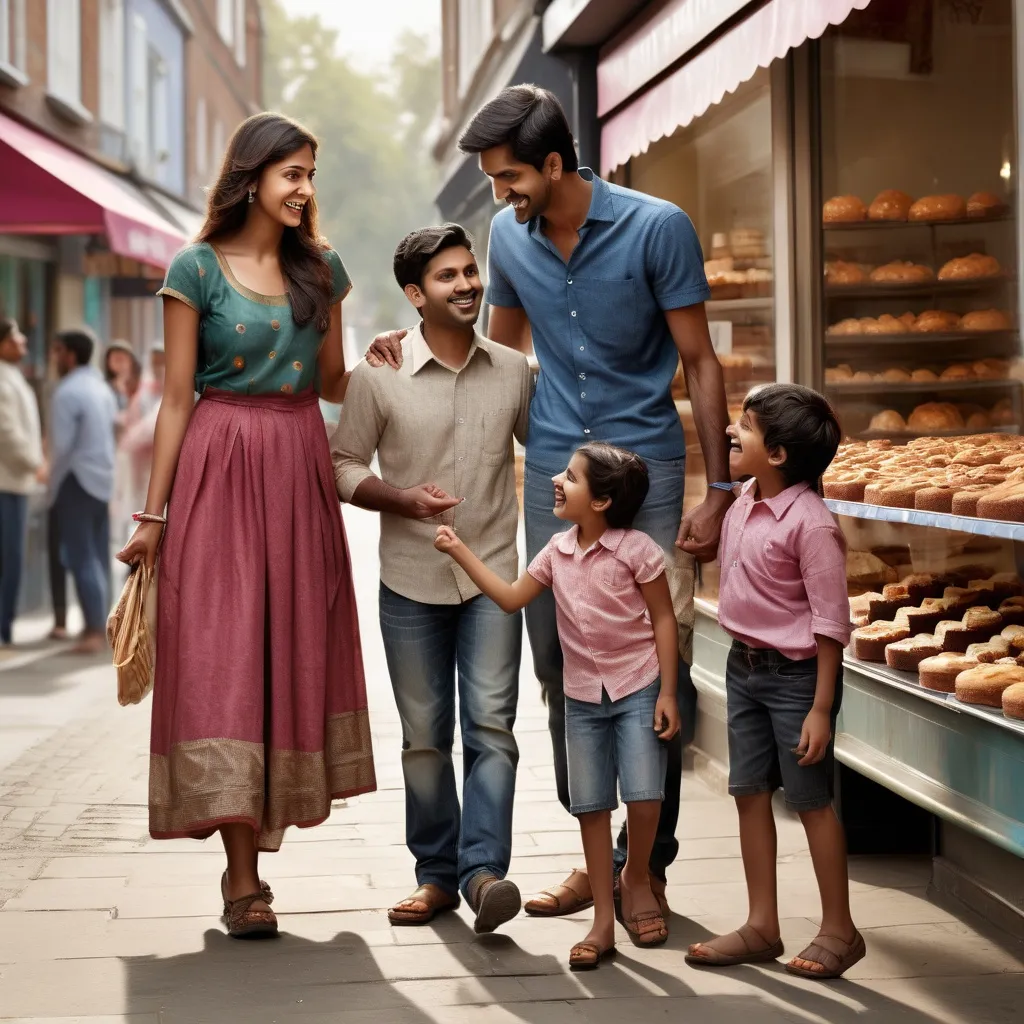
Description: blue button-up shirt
xmin=48 ymin=366 xmax=118 ymax=506
xmin=485 ymin=168 xmax=710 ymax=470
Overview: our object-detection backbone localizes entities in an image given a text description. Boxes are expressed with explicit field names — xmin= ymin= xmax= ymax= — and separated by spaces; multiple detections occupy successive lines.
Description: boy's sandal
xmin=623 ymin=909 xmax=669 ymax=948
xmin=523 ymin=868 xmax=594 ymax=917
xmin=220 ymin=871 xmax=278 ymax=938
xmin=613 ymin=874 xmax=669 ymax=924
xmin=568 ymin=941 xmax=616 ymax=971
xmin=685 ymin=924 xmax=784 ymax=966
xmin=785 ymin=931 xmax=866 ymax=980
xmin=387 ymin=884 xmax=460 ymax=925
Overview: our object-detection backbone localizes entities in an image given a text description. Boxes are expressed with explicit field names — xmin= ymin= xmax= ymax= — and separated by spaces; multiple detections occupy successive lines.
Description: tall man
xmin=369 ymin=86 xmax=732 ymax=931
xmin=333 ymin=225 xmax=532 ymax=933
xmin=0 ymin=318 xmax=43 ymax=646
xmin=49 ymin=328 xmax=118 ymax=654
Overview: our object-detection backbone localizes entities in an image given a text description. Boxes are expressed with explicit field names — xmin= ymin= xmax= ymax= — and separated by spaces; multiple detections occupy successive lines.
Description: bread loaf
xmin=869 ymin=189 xmax=914 ymax=221
xmin=954 ymin=663 xmax=1024 ymax=706
xmin=909 ymin=194 xmax=967 ymax=221
xmin=823 ymin=195 xmax=867 ymax=223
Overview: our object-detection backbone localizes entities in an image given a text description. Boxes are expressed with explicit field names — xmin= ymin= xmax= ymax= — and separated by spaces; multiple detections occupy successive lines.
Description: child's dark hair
xmin=742 ymin=383 xmax=841 ymax=487
xmin=577 ymin=442 xmax=649 ymax=529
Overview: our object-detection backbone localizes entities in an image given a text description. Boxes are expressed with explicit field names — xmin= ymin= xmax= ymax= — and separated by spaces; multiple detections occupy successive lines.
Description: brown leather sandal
xmin=220 ymin=871 xmax=278 ymax=938
xmin=686 ymin=923 xmax=784 ymax=966
xmin=387 ymin=884 xmax=460 ymax=926
xmin=614 ymin=872 xmax=670 ymax=923
xmin=524 ymin=868 xmax=594 ymax=917
xmin=568 ymin=941 xmax=616 ymax=971
xmin=623 ymin=909 xmax=669 ymax=947
xmin=786 ymin=930 xmax=866 ymax=979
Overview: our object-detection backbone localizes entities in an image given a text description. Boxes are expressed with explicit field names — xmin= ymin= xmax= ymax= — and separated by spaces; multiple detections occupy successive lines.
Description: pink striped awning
xmin=601 ymin=0 xmax=873 ymax=175
xmin=0 ymin=110 xmax=187 ymax=269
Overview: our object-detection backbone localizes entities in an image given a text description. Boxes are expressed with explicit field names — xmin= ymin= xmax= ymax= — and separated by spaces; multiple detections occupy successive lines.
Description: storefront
xmin=599 ymin=0 xmax=1024 ymax=935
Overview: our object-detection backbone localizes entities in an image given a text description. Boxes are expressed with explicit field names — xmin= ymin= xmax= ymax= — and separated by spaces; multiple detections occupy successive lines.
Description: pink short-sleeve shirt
xmin=528 ymin=526 xmax=665 ymax=703
xmin=718 ymin=480 xmax=852 ymax=660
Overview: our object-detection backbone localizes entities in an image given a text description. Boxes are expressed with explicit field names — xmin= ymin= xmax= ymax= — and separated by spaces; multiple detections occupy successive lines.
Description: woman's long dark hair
xmin=198 ymin=112 xmax=333 ymax=331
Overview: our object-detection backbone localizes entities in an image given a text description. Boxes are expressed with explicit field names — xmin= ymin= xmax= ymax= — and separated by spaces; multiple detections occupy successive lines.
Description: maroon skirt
xmin=150 ymin=388 xmax=376 ymax=850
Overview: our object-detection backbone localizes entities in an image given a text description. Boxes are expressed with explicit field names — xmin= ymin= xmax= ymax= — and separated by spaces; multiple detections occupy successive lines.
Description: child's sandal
xmin=568 ymin=941 xmax=616 ymax=970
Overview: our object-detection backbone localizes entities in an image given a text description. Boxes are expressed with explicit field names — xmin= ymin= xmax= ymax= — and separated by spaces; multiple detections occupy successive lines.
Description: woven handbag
xmin=107 ymin=563 xmax=156 ymax=706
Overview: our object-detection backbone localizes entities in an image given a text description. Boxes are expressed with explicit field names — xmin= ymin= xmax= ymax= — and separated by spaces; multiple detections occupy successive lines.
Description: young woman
xmin=118 ymin=112 xmax=376 ymax=938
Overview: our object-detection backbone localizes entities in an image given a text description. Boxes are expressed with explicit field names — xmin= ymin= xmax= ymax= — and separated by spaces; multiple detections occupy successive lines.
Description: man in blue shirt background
xmin=369 ymin=85 xmax=732 ymax=937
xmin=49 ymin=328 xmax=118 ymax=654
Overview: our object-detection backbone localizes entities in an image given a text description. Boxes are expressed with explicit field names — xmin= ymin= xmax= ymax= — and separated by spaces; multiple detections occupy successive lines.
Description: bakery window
xmin=610 ymin=69 xmax=776 ymax=602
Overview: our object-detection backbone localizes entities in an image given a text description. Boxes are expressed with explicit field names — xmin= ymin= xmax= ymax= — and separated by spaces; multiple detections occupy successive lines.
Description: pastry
xmin=911 ymin=369 xmax=939 ymax=382
xmin=1002 ymin=681 xmax=1024 ymax=720
xmin=971 ymin=360 xmax=1005 ymax=380
xmin=991 ymin=399 xmax=1016 ymax=426
xmin=852 ymin=370 xmax=874 ymax=382
xmin=863 ymin=314 xmax=910 ymax=335
xmin=902 ymin=573 xmax=946 ymax=601
xmin=827 ymin=318 xmax=863 ymax=336
xmin=823 ymin=195 xmax=867 ymax=223
xmin=908 ymin=402 xmax=964 ymax=431
xmin=915 ymin=486 xmax=954 ymax=513
xmin=976 ymin=483 xmax=1024 ymax=522
xmin=825 ymin=365 xmax=855 ymax=383
xmin=898 ymin=597 xmax=953 ymax=635
xmin=870 ymin=261 xmax=934 ymax=284
xmin=969 ymin=572 xmax=1023 ymax=602
xmin=898 ymin=312 xmax=917 ymax=329
xmin=998 ymin=597 xmax=1024 ymax=626
xmin=960 ymin=309 xmax=1011 ymax=332
xmin=864 ymin=480 xmax=922 ymax=508
xmin=951 ymin=445 xmax=1010 ymax=467
xmin=955 ymin=663 xmax=1024 ymax=706
xmin=912 ymin=310 xmax=961 ymax=333
xmin=823 ymin=475 xmax=872 ymax=501
xmin=868 ymin=583 xmax=916 ymax=621
xmin=852 ymin=620 xmax=910 ymax=661
xmin=846 ymin=550 xmax=898 ymax=588
xmin=878 ymin=368 xmax=912 ymax=383
xmin=909 ymin=194 xmax=967 ymax=221
xmin=869 ymin=410 xmax=907 ymax=432
xmin=966 ymin=191 xmax=1006 ymax=218
xmin=849 ymin=592 xmax=879 ymax=627
xmin=940 ymin=364 xmax=974 ymax=381
xmin=825 ymin=260 xmax=867 ymax=286
xmin=938 ymin=253 xmax=1002 ymax=280
xmin=1001 ymin=624 xmax=1024 ymax=652
xmin=885 ymin=634 xmax=942 ymax=671
xmin=869 ymin=189 xmax=914 ymax=221
xmin=951 ymin=486 xmax=990 ymax=517
xmin=918 ymin=652 xmax=978 ymax=692
xmin=965 ymin=638 xmax=1012 ymax=663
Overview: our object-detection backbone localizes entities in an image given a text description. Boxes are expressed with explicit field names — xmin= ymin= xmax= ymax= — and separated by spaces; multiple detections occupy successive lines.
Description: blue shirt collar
xmin=528 ymin=168 xmax=614 ymax=244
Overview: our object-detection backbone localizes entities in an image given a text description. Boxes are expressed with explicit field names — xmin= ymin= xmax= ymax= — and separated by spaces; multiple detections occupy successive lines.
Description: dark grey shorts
xmin=725 ymin=641 xmax=842 ymax=812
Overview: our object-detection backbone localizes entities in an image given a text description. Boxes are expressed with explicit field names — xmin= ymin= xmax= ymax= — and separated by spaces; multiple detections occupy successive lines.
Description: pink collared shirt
xmin=718 ymin=480 xmax=852 ymax=661
xmin=528 ymin=526 xmax=666 ymax=704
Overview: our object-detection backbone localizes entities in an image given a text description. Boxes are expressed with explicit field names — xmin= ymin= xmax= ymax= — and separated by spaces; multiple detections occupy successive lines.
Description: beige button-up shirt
xmin=331 ymin=324 xmax=531 ymax=605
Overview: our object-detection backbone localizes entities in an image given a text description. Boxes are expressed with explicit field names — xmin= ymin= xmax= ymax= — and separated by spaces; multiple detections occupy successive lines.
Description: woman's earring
xmin=248 ymin=188 xmax=255 ymax=204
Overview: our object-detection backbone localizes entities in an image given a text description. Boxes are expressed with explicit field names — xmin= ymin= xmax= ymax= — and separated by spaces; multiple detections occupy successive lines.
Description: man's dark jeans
xmin=54 ymin=474 xmax=110 ymax=633
xmin=0 ymin=492 xmax=28 ymax=644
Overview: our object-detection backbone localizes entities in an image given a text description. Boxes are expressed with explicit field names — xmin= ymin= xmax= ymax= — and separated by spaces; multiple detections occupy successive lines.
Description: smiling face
xmin=405 ymin=245 xmax=482 ymax=329
xmin=552 ymin=452 xmax=605 ymax=523
xmin=254 ymin=144 xmax=316 ymax=229
xmin=479 ymin=144 xmax=559 ymax=223
xmin=0 ymin=321 xmax=26 ymax=364
xmin=728 ymin=407 xmax=787 ymax=484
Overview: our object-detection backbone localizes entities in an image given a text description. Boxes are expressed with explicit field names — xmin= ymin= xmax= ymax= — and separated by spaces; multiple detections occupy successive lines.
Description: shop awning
xmin=0 ymin=110 xmax=186 ymax=269
xmin=600 ymin=0 xmax=872 ymax=175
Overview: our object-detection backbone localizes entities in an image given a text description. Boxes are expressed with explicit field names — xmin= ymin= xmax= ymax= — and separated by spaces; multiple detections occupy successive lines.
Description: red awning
xmin=0 ymin=110 xmax=187 ymax=269
xmin=600 ymin=0 xmax=873 ymax=175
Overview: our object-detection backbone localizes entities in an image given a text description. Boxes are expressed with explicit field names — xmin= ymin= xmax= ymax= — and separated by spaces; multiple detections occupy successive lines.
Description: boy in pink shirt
xmin=686 ymin=383 xmax=864 ymax=979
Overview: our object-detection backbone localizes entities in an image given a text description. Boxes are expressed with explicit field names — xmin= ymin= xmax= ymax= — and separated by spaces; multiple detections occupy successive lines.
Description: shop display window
xmin=819 ymin=0 xmax=1024 ymax=728
xmin=615 ymin=69 xmax=777 ymax=601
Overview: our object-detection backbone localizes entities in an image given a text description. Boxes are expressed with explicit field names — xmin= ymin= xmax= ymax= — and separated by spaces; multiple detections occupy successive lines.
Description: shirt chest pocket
xmin=759 ymin=540 xmax=803 ymax=584
xmin=597 ymin=556 xmax=632 ymax=590
xmin=573 ymin=278 xmax=639 ymax=349
xmin=479 ymin=408 xmax=516 ymax=465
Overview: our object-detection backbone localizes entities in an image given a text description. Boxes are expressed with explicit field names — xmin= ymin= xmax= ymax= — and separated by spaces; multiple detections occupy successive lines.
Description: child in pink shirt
xmin=435 ymin=442 xmax=680 ymax=971
xmin=686 ymin=383 xmax=863 ymax=979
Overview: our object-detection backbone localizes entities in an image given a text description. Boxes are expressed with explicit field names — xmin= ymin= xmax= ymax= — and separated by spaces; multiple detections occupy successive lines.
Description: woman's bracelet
xmin=132 ymin=512 xmax=167 ymax=525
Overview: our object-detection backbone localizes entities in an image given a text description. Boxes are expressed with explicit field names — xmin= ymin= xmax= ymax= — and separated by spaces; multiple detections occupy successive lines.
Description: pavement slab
xmin=0 ymin=505 xmax=1021 ymax=1022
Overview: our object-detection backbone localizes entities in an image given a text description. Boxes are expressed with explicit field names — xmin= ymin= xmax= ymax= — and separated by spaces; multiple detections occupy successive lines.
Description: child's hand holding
xmin=654 ymin=691 xmax=680 ymax=741
xmin=796 ymin=708 xmax=832 ymax=765
xmin=434 ymin=525 xmax=462 ymax=556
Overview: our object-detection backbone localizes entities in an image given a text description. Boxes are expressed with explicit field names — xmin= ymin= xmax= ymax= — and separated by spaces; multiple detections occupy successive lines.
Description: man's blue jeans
xmin=0 ymin=492 xmax=28 ymax=644
xmin=54 ymin=474 xmax=110 ymax=633
xmin=379 ymin=583 xmax=522 ymax=900
xmin=524 ymin=455 xmax=697 ymax=880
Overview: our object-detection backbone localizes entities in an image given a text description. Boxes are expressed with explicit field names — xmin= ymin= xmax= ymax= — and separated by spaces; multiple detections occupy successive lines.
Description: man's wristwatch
xmin=709 ymin=481 xmax=735 ymax=493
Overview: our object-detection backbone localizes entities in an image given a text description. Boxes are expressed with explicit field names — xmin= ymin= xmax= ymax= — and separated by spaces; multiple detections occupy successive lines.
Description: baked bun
xmin=915 ymin=486 xmax=954 ymax=513
xmin=825 ymin=365 xmax=855 ymax=383
xmin=871 ymin=314 xmax=911 ymax=335
xmin=955 ymin=663 xmax=1024 ymax=706
xmin=918 ymin=652 xmax=978 ymax=692
xmin=966 ymin=412 xmax=993 ymax=431
xmin=908 ymin=402 xmax=964 ymax=431
xmin=827 ymin=318 xmax=864 ymax=336
xmin=870 ymin=261 xmax=935 ymax=284
xmin=909 ymin=194 xmax=967 ymax=221
xmin=868 ymin=410 xmax=907 ymax=432
xmin=977 ymin=482 xmax=1024 ymax=523
xmin=938 ymin=253 xmax=1002 ymax=280
xmin=960 ymin=309 xmax=1011 ymax=332
xmin=878 ymin=368 xmax=912 ymax=383
xmin=823 ymin=195 xmax=867 ymax=223
xmin=911 ymin=369 xmax=939 ymax=382
xmin=940 ymin=363 xmax=974 ymax=381
xmin=967 ymin=191 xmax=1006 ymax=218
xmin=826 ymin=260 xmax=867 ymax=285
xmin=1002 ymin=681 xmax=1024 ymax=720
xmin=869 ymin=189 xmax=914 ymax=221
xmin=912 ymin=310 xmax=961 ymax=333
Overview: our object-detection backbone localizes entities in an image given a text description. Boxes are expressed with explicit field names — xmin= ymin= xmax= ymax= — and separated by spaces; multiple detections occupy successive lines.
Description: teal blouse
xmin=157 ymin=242 xmax=352 ymax=395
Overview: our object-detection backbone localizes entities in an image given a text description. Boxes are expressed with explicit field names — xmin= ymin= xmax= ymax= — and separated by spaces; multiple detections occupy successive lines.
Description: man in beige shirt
xmin=331 ymin=224 xmax=530 ymax=934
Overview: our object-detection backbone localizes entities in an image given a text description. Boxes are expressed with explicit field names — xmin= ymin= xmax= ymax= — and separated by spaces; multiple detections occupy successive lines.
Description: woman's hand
xmin=434 ymin=525 xmax=463 ymax=556
xmin=117 ymin=521 xmax=164 ymax=570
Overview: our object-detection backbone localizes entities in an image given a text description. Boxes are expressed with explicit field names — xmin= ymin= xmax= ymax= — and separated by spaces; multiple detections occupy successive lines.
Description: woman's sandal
xmin=568 ymin=941 xmax=616 ymax=971
xmin=220 ymin=871 xmax=278 ymax=938
xmin=387 ymin=884 xmax=460 ymax=926
xmin=685 ymin=923 xmax=784 ymax=966
xmin=785 ymin=930 xmax=866 ymax=980
xmin=523 ymin=868 xmax=595 ymax=917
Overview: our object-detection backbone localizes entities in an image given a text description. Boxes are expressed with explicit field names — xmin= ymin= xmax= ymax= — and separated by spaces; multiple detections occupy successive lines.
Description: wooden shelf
xmin=825 ymin=275 xmax=1013 ymax=301
xmin=824 ymin=211 xmax=1013 ymax=231
xmin=826 ymin=378 xmax=1021 ymax=396
xmin=825 ymin=330 xmax=1019 ymax=362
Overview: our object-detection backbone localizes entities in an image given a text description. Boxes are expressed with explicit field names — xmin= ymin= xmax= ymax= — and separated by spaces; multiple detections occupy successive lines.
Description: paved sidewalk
xmin=0 ymin=506 xmax=1021 ymax=1023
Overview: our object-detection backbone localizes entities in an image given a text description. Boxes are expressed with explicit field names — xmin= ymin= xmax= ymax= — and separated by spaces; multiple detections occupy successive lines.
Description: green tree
xmin=262 ymin=1 xmax=440 ymax=334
